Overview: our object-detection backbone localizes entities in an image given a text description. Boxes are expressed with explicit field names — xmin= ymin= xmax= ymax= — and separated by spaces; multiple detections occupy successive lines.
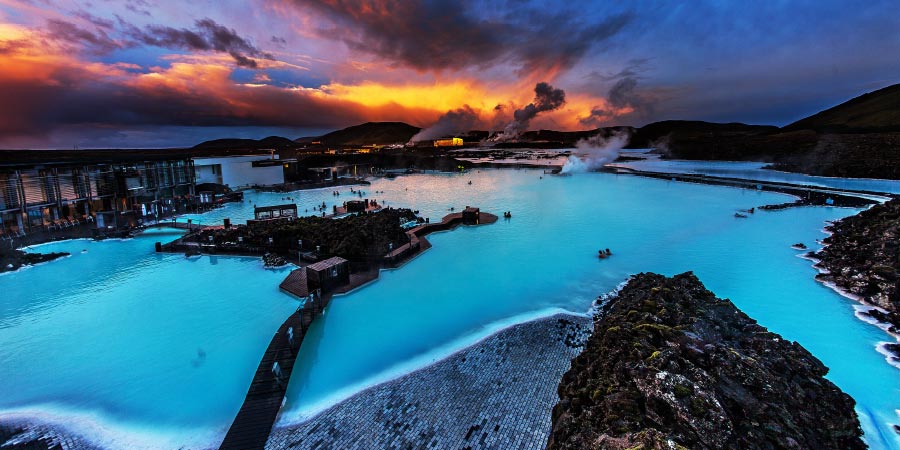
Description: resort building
xmin=0 ymin=157 xmax=195 ymax=235
xmin=433 ymin=137 xmax=464 ymax=147
xmin=193 ymin=155 xmax=286 ymax=189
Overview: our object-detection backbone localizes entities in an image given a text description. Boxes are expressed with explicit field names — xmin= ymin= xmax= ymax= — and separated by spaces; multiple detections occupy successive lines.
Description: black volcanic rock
xmin=815 ymin=199 xmax=900 ymax=332
xmin=548 ymin=272 xmax=864 ymax=450
xmin=0 ymin=249 xmax=69 ymax=273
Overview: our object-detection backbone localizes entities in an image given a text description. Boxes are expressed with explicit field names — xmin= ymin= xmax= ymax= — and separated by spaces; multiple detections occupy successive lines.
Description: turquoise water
xmin=0 ymin=228 xmax=298 ymax=448
xmin=281 ymin=171 xmax=900 ymax=450
xmin=2 ymin=170 xmax=899 ymax=449
xmin=175 ymin=185 xmax=378 ymax=226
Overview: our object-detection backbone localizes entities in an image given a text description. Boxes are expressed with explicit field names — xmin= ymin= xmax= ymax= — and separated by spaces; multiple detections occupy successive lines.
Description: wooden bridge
xmin=217 ymin=207 xmax=497 ymax=449
xmin=219 ymin=293 xmax=328 ymax=450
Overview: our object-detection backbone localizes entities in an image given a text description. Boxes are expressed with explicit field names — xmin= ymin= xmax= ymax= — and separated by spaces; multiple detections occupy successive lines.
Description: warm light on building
xmin=434 ymin=137 xmax=464 ymax=147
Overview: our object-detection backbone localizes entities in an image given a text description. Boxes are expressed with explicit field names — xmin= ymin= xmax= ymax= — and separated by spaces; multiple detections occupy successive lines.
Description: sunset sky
xmin=1 ymin=0 xmax=899 ymax=149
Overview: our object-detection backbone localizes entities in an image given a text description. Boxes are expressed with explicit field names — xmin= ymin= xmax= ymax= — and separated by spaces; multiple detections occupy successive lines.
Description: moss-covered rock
xmin=547 ymin=272 xmax=864 ymax=450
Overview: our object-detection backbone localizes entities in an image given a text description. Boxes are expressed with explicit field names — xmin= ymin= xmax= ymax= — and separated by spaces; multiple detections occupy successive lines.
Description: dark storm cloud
xmin=39 ymin=16 xmax=273 ymax=68
xmin=580 ymin=76 xmax=657 ymax=127
xmin=289 ymin=0 xmax=631 ymax=73
xmin=607 ymin=77 xmax=638 ymax=108
xmin=124 ymin=0 xmax=153 ymax=17
xmin=44 ymin=19 xmax=121 ymax=53
xmin=0 ymin=62 xmax=428 ymax=145
xmin=72 ymin=11 xmax=116 ymax=29
xmin=126 ymin=18 xmax=274 ymax=68
xmin=587 ymin=58 xmax=652 ymax=83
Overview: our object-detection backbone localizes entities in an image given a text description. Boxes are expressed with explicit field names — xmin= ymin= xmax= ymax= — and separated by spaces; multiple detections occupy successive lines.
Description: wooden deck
xmin=279 ymin=268 xmax=309 ymax=298
xmin=384 ymin=211 xmax=497 ymax=264
xmin=219 ymin=207 xmax=497 ymax=449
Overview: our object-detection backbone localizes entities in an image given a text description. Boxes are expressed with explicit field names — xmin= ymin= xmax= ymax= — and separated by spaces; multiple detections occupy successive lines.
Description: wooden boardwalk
xmin=219 ymin=295 xmax=325 ymax=450
xmin=219 ymin=208 xmax=497 ymax=449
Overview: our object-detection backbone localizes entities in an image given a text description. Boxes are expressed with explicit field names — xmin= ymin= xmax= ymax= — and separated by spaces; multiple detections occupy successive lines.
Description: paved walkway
xmin=265 ymin=313 xmax=592 ymax=450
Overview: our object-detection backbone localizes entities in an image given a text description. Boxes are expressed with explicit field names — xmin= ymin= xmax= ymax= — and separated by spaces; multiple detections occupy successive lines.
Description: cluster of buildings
xmin=0 ymin=133 xmax=469 ymax=236
xmin=1 ymin=158 xmax=194 ymax=235
xmin=0 ymin=152 xmax=290 ymax=236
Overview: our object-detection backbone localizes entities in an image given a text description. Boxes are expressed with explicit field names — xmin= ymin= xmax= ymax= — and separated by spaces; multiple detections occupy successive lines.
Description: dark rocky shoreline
xmin=548 ymin=272 xmax=865 ymax=450
xmin=813 ymin=199 xmax=900 ymax=358
xmin=0 ymin=249 xmax=70 ymax=274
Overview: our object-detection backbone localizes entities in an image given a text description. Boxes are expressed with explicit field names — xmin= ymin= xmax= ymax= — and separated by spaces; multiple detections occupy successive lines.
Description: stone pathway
xmin=0 ymin=420 xmax=101 ymax=450
xmin=266 ymin=313 xmax=592 ymax=450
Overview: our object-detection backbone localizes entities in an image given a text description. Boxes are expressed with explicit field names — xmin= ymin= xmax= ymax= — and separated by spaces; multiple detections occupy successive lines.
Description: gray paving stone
xmin=266 ymin=313 xmax=591 ymax=450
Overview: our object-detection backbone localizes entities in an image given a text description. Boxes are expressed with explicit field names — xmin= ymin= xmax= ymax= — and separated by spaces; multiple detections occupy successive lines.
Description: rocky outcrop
xmin=815 ymin=199 xmax=900 ymax=333
xmin=547 ymin=272 xmax=864 ymax=450
xmin=0 ymin=249 xmax=69 ymax=273
xmin=262 ymin=252 xmax=288 ymax=267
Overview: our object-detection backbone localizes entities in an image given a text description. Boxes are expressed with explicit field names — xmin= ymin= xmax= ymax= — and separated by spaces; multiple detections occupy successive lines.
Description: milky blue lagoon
xmin=1 ymin=228 xmax=298 ymax=448
xmin=2 ymin=169 xmax=899 ymax=449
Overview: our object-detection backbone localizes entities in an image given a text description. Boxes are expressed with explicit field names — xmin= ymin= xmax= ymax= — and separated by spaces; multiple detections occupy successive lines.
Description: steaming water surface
xmin=2 ymin=170 xmax=899 ymax=449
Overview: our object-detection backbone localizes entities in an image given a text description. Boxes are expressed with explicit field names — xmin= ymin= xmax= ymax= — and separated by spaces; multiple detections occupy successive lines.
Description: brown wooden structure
xmin=306 ymin=256 xmax=350 ymax=292
xmin=462 ymin=206 xmax=481 ymax=224
xmin=345 ymin=199 xmax=366 ymax=213
xmin=254 ymin=204 xmax=297 ymax=220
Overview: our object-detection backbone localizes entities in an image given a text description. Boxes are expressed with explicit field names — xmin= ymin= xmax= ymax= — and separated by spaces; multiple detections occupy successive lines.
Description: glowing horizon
xmin=0 ymin=0 xmax=898 ymax=148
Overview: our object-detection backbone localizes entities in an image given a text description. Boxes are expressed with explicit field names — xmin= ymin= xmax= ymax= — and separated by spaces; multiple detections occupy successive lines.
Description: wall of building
xmin=193 ymin=156 xmax=284 ymax=188
xmin=195 ymin=165 xmax=221 ymax=185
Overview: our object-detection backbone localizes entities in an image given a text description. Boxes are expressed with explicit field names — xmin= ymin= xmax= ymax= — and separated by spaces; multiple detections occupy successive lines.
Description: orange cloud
xmin=0 ymin=18 xmax=614 ymax=146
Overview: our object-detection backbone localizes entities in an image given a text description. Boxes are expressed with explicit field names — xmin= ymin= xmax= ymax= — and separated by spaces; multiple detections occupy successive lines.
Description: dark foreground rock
xmin=0 ymin=249 xmax=69 ymax=274
xmin=815 ymin=199 xmax=900 ymax=334
xmin=548 ymin=272 xmax=864 ymax=450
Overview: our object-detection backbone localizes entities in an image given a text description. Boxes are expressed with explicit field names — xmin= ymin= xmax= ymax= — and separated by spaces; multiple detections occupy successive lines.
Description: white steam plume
xmin=560 ymin=130 xmax=629 ymax=174
xmin=409 ymin=105 xmax=479 ymax=142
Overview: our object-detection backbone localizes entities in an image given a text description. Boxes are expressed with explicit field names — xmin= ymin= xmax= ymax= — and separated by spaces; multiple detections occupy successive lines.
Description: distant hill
xmin=522 ymin=126 xmax=634 ymax=143
xmin=629 ymin=120 xmax=778 ymax=148
xmin=193 ymin=136 xmax=297 ymax=150
xmin=784 ymin=83 xmax=900 ymax=133
xmin=637 ymin=86 xmax=900 ymax=179
xmin=310 ymin=122 xmax=421 ymax=146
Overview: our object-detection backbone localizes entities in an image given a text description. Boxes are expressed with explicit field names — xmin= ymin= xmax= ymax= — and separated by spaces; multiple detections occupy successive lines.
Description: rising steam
xmin=560 ymin=130 xmax=630 ymax=174
xmin=410 ymin=105 xmax=480 ymax=142
xmin=492 ymin=82 xmax=566 ymax=142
